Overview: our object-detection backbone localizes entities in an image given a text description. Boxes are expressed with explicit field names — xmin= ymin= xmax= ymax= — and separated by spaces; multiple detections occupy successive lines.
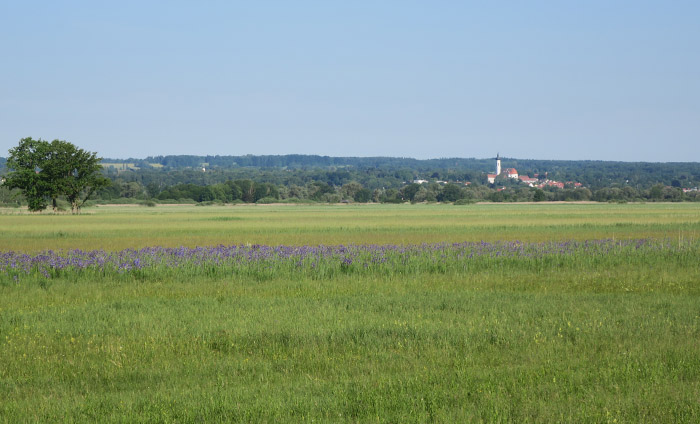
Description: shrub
xmin=256 ymin=197 xmax=279 ymax=204
xmin=454 ymin=199 xmax=478 ymax=205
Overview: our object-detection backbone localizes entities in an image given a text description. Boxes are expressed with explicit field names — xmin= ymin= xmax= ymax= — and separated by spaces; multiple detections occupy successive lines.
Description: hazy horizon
xmin=84 ymin=152 xmax=700 ymax=165
xmin=2 ymin=150 xmax=700 ymax=165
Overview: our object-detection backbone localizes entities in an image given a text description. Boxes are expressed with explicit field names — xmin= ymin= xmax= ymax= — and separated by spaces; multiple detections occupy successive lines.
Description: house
xmin=544 ymin=181 xmax=565 ymax=189
xmin=518 ymin=176 xmax=539 ymax=187
xmin=504 ymin=168 xmax=519 ymax=179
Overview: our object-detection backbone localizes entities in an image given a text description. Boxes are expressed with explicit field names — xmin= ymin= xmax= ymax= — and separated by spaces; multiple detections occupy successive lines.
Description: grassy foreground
xmin=1 ymin=204 xmax=700 ymax=422
xmin=2 ymin=257 xmax=699 ymax=422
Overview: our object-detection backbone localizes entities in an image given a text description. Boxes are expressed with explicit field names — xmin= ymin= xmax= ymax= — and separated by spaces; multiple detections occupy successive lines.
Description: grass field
xmin=1 ymin=202 xmax=700 ymax=252
xmin=1 ymin=203 xmax=700 ymax=422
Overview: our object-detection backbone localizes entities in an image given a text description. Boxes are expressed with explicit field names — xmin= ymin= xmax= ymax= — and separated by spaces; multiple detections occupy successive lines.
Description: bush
xmin=276 ymin=198 xmax=316 ymax=204
xmin=256 ymin=197 xmax=279 ymax=204
xmin=196 ymin=200 xmax=225 ymax=206
xmin=55 ymin=199 xmax=71 ymax=211
xmin=382 ymin=198 xmax=404 ymax=204
xmin=94 ymin=198 xmax=141 ymax=205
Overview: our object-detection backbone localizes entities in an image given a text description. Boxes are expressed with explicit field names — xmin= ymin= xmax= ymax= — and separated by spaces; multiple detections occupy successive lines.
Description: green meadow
xmin=1 ymin=203 xmax=700 ymax=422
xmin=2 ymin=202 xmax=700 ymax=252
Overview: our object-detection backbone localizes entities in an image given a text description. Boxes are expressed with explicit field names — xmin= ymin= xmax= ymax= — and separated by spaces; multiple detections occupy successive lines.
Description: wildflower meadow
xmin=1 ymin=204 xmax=699 ymax=422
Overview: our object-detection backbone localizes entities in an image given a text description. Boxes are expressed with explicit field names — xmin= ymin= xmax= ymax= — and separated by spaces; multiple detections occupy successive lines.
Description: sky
xmin=1 ymin=1 xmax=698 ymax=162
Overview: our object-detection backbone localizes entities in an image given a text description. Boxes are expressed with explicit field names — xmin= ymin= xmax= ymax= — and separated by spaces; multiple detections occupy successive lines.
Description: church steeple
xmin=495 ymin=153 xmax=501 ymax=175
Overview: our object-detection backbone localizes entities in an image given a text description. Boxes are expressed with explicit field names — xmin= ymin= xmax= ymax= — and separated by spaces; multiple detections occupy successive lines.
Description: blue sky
xmin=1 ymin=1 xmax=698 ymax=161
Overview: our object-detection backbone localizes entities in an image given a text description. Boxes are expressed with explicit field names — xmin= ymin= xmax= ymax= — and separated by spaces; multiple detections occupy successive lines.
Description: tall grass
xmin=1 ymin=204 xmax=699 ymax=421
xmin=2 ymin=203 xmax=700 ymax=252
xmin=1 ymin=239 xmax=699 ymax=421
xmin=2 ymin=239 xmax=698 ymax=286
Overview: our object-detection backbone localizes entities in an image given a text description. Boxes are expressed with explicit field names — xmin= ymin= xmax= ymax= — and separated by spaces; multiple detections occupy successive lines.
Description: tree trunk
xmin=69 ymin=197 xmax=79 ymax=214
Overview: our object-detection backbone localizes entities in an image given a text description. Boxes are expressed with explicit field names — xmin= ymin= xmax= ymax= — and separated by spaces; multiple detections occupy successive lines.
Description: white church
xmin=487 ymin=154 xmax=519 ymax=184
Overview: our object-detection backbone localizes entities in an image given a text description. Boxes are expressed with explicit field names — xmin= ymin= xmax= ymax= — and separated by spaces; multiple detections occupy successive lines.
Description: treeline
xmin=93 ymin=154 xmax=700 ymax=190
xmin=93 ymin=178 xmax=698 ymax=204
xmin=142 ymin=155 xmax=489 ymax=170
xmin=5 ymin=154 xmax=700 ymax=190
xmin=3 ymin=153 xmax=700 ymax=207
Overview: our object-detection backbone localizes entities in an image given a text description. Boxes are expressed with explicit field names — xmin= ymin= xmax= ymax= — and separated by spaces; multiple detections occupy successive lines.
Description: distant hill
xmin=4 ymin=154 xmax=700 ymax=204
xmin=99 ymin=154 xmax=700 ymax=172
xmin=110 ymin=155 xmax=495 ymax=171
xmin=3 ymin=154 xmax=700 ymax=191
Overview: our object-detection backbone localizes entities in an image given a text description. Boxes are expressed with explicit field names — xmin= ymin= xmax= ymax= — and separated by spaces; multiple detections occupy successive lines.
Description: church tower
xmin=495 ymin=153 xmax=501 ymax=176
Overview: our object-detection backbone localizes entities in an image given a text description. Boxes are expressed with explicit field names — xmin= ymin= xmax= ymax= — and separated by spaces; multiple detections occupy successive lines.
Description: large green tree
xmin=4 ymin=138 xmax=51 ymax=211
xmin=60 ymin=143 xmax=108 ymax=213
xmin=4 ymin=138 xmax=108 ymax=213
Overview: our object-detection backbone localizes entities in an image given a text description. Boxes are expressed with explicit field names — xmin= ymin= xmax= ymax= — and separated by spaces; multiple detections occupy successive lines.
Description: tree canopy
xmin=3 ymin=149 xmax=700 ymax=207
xmin=4 ymin=138 xmax=108 ymax=213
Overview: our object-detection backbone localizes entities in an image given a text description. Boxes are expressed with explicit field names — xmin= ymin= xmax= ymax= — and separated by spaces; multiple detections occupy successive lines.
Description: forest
xmin=2 ymin=154 xmax=700 ymax=207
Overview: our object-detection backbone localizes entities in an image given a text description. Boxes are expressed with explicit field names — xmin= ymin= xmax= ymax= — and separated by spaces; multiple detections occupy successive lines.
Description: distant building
xmin=504 ymin=168 xmax=518 ymax=179
xmin=487 ymin=154 xmax=583 ymax=189
xmin=519 ymin=176 xmax=538 ymax=187
xmin=487 ymin=154 xmax=518 ymax=182
xmin=543 ymin=181 xmax=565 ymax=189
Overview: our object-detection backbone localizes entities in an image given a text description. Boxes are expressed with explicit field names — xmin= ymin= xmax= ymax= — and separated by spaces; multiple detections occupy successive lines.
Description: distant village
xmin=485 ymin=154 xmax=583 ymax=190
xmin=414 ymin=154 xmax=584 ymax=190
